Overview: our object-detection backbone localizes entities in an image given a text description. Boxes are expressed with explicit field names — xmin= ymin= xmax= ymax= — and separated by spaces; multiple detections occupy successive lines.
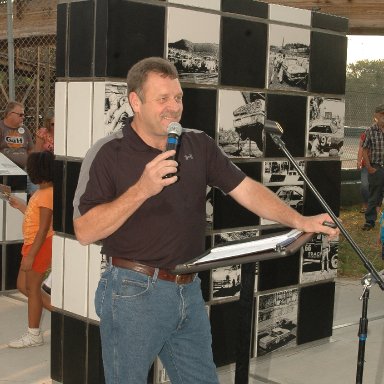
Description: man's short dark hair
xmin=27 ymin=151 xmax=54 ymax=184
xmin=127 ymin=57 xmax=179 ymax=101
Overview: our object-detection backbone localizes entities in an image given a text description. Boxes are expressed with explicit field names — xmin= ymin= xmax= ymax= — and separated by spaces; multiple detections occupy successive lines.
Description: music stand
xmin=172 ymin=230 xmax=315 ymax=384
xmin=172 ymin=230 xmax=314 ymax=274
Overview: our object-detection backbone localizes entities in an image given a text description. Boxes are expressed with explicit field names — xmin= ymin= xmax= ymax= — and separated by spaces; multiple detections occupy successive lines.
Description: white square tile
xmin=168 ymin=0 xmax=220 ymax=10
xmin=5 ymin=192 xmax=26 ymax=241
xmin=269 ymin=4 xmax=311 ymax=26
xmin=67 ymin=82 xmax=93 ymax=158
xmin=63 ymin=238 xmax=89 ymax=317
xmin=92 ymin=82 xmax=107 ymax=145
xmin=51 ymin=235 xmax=65 ymax=309
xmin=88 ymin=243 xmax=104 ymax=321
xmin=54 ymin=82 xmax=67 ymax=156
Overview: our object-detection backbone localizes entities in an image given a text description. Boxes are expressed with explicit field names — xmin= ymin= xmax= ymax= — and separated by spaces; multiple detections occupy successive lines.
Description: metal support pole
xmin=7 ymin=0 xmax=15 ymax=101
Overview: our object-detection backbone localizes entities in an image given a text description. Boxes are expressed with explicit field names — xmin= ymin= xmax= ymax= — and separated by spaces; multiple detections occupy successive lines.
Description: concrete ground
xmin=1 ymin=277 xmax=384 ymax=384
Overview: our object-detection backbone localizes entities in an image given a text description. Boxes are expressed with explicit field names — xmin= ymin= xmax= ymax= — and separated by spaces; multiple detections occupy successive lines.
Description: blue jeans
xmin=95 ymin=265 xmax=219 ymax=384
xmin=366 ymin=167 xmax=384 ymax=224
xmin=360 ymin=167 xmax=369 ymax=204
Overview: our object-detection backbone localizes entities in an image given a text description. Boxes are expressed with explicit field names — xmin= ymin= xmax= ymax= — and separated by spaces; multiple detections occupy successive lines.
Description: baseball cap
xmin=375 ymin=104 xmax=384 ymax=113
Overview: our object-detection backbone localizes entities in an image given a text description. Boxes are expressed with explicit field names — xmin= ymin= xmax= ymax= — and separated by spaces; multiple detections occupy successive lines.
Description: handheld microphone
xmin=165 ymin=122 xmax=182 ymax=158
xmin=163 ymin=122 xmax=182 ymax=178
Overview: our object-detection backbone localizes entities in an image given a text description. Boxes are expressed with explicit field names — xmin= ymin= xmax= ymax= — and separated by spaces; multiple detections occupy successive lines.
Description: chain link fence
xmin=0 ymin=0 xmax=56 ymax=137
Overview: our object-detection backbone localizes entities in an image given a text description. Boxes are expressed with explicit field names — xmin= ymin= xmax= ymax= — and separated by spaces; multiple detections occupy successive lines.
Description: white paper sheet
xmin=190 ymin=229 xmax=302 ymax=265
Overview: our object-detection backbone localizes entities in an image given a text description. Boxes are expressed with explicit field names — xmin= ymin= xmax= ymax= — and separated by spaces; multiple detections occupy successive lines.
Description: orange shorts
xmin=21 ymin=236 xmax=52 ymax=274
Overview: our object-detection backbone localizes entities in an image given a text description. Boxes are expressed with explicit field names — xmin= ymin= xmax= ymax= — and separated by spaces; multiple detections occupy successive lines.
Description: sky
xmin=347 ymin=35 xmax=384 ymax=64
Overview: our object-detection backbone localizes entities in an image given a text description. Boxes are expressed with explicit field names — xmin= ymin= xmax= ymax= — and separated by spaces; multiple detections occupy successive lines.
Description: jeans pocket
xmin=116 ymin=273 xmax=150 ymax=299
xmin=95 ymin=278 xmax=108 ymax=318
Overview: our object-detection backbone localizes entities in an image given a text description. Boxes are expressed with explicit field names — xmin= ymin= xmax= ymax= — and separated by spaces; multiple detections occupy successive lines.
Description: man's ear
xmin=129 ymin=92 xmax=141 ymax=113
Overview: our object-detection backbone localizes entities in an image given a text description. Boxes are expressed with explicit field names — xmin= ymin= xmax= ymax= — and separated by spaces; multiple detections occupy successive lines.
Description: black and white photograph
xmin=104 ymin=82 xmax=132 ymax=135
xmin=301 ymin=233 xmax=338 ymax=283
xmin=263 ymin=160 xmax=305 ymax=185
xmin=211 ymin=229 xmax=259 ymax=300
xmin=268 ymin=24 xmax=310 ymax=91
xmin=307 ymin=97 xmax=345 ymax=157
xmin=206 ymin=186 xmax=213 ymax=227
xmin=255 ymin=288 xmax=298 ymax=357
xmin=260 ymin=185 xmax=304 ymax=226
xmin=168 ymin=0 xmax=220 ymax=10
xmin=167 ymin=8 xmax=219 ymax=85
xmin=218 ymin=90 xmax=265 ymax=158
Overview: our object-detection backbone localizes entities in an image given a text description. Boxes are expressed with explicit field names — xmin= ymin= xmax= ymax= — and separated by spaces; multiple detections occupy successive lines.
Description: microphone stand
xmin=264 ymin=121 xmax=384 ymax=384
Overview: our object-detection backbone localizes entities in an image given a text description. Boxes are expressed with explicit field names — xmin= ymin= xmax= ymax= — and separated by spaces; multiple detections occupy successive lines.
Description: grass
xmin=338 ymin=205 xmax=383 ymax=277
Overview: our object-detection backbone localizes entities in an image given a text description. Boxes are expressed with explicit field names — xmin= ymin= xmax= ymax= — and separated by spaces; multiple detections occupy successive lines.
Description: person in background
xmin=8 ymin=151 xmax=54 ymax=348
xmin=358 ymin=128 xmax=383 ymax=214
xmin=34 ymin=113 xmax=54 ymax=152
xmin=0 ymin=101 xmax=37 ymax=195
xmin=0 ymin=101 xmax=34 ymax=168
xmin=357 ymin=130 xmax=369 ymax=213
xmin=73 ymin=57 xmax=339 ymax=383
xmin=362 ymin=104 xmax=384 ymax=230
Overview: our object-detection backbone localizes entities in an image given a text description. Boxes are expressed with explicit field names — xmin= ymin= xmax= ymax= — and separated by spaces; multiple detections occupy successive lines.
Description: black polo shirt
xmin=74 ymin=120 xmax=246 ymax=268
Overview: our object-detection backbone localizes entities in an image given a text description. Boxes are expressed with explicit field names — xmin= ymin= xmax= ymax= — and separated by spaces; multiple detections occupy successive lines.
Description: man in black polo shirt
xmin=73 ymin=57 xmax=338 ymax=384
xmin=362 ymin=104 xmax=384 ymax=230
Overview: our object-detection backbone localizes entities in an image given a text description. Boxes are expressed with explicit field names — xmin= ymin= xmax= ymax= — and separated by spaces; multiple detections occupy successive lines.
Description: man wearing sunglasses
xmin=0 ymin=101 xmax=34 ymax=170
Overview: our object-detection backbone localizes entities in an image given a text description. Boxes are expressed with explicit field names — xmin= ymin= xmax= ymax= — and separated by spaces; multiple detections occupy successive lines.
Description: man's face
xmin=131 ymin=72 xmax=183 ymax=138
xmin=5 ymin=105 xmax=25 ymax=128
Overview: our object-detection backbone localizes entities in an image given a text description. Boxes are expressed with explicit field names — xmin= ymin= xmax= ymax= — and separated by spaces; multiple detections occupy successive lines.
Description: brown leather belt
xmin=111 ymin=258 xmax=195 ymax=284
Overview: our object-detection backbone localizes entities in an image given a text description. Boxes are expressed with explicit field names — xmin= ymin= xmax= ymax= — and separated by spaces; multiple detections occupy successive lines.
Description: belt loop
xmin=152 ymin=268 xmax=159 ymax=283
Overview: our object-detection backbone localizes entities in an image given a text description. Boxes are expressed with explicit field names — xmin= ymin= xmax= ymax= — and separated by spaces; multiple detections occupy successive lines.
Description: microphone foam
xmin=167 ymin=122 xmax=182 ymax=137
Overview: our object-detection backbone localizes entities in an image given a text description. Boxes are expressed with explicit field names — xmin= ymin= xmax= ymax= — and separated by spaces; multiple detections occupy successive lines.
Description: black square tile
xmin=94 ymin=0 xmax=109 ymax=77
xmin=211 ymin=300 xmax=240 ymax=367
xmin=5 ymin=243 xmax=22 ymax=290
xmin=0 ymin=175 xmax=27 ymax=191
xmin=87 ymin=323 xmax=105 ymax=384
xmin=309 ymin=32 xmax=347 ymax=95
xmin=311 ymin=11 xmax=348 ymax=33
xmin=265 ymin=94 xmax=307 ymax=157
xmin=297 ymin=281 xmax=335 ymax=344
xmin=51 ymin=311 xmax=63 ymax=383
xmin=180 ymin=88 xmax=217 ymax=139
xmin=221 ymin=17 xmax=267 ymax=88
xmin=304 ymin=160 xmax=341 ymax=216
xmin=213 ymin=162 xmax=261 ymax=230
xmin=63 ymin=315 xmax=87 ymax=383
xmin=221 ymin=0 xmax=268 ymax=18
xmin=104 ymin=0 xmax=165 ymax=78
xmin=258 ymin=252 xmax=300 ymax=291
xmin=68 ymin=1 xmax=94 ymax=77
xmin=56 ymin=3 xmax=68 ymax=77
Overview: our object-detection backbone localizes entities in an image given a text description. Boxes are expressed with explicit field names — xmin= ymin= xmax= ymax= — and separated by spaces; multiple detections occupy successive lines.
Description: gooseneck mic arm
xmin=263 ymin=119 xmax=384 ymax=290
